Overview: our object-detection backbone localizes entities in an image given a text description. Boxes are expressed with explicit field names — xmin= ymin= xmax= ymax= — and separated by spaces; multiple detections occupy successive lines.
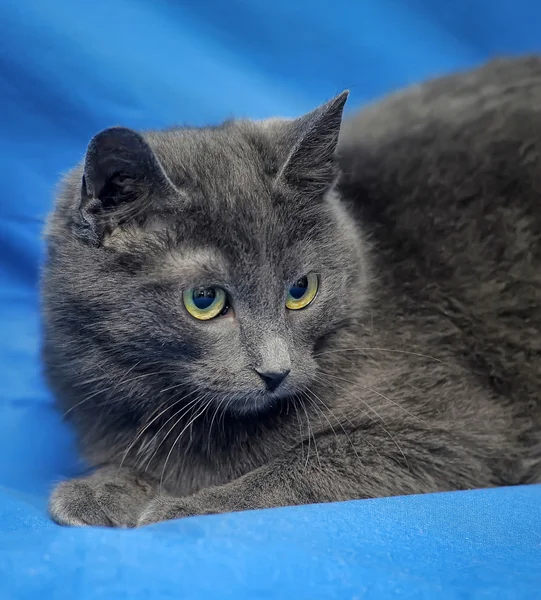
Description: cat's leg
xmin=49 ymin=466 xmax=157 ymax=527
xmin=138 ymin=423 xmax=499 ymax=526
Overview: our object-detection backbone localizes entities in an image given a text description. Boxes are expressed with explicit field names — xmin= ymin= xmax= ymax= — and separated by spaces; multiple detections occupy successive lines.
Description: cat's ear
xmin=76 ymin=127 xmax=175 ymax=244
xmin=279 ymin=90 xmax=349 ymax=194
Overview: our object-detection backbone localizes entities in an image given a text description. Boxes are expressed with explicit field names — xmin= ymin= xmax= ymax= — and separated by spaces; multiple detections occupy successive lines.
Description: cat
xmin=42 ymin=56 xmax=541 ymax=527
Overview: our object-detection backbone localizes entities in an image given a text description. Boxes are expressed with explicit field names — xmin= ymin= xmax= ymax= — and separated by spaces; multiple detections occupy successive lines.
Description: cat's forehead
xmin=158 ymin=232 xmax=326 ymax=293
xmin=142 ymin=123 xmax=328 ymax=245
xmin=173 ymin=199 xmax=327 ymax=271
xmin=109 ymin=118 xmax=344 ymax=270
xmin=146 ymin=123 xmax=279 ymax=203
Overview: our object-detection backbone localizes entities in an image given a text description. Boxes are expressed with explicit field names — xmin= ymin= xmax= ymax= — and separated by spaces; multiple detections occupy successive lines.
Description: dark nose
xmin=255 ymin=368 xmax=291 ymax=392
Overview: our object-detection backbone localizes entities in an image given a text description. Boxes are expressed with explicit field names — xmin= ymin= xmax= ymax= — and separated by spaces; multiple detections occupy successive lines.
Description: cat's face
xmin=45 ymin=92 xmax=368 ymax=416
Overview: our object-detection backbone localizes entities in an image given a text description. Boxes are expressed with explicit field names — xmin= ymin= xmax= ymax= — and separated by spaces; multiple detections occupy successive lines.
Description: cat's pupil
xmin=289 ymin=277 xmax=308 ymax=300
xmin=193 ymin=288 xmax=216 ymax=310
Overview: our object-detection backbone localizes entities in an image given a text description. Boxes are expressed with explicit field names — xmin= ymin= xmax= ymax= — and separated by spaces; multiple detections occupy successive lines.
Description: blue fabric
xmin=1 ymin=0 xmax=541 ymax=597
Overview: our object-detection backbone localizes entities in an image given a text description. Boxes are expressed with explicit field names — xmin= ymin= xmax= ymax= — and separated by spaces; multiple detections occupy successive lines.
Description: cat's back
xmin=338 ymin=55 xmax=541 ymax=286
xmin=337 ymin=56 xmax=541 ymax=416
xmin=339 ymin=56 xmax=541 ymax=153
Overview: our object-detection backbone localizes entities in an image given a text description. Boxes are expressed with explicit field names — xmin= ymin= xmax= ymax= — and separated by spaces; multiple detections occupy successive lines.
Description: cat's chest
xmin=144 ymin=423 xmax=295 ymax=497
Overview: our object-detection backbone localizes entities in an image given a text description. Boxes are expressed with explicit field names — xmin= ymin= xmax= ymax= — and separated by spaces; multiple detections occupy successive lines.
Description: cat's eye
xmin=286 ymin=273 xmax=319 ymax=310
xmin=183 ymin=287 xmax=228 ymax=320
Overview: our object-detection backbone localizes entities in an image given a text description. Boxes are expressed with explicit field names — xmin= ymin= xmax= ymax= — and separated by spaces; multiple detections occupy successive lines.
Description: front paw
xmin=137 ymin=495 xmax=201 ymax=526
xmin=50 ymin=473 xmax=154 ymax=528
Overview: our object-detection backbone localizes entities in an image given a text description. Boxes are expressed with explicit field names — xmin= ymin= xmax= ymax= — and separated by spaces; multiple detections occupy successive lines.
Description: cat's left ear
xmin=279 ymin=90 xmax=349 ymax=194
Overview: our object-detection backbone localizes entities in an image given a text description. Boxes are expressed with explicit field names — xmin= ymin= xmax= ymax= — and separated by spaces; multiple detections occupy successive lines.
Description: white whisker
xmin=300 ymin=400 xmax=321 ymax=470
xmin=313 ymin=373 xmax=408 ymax=466
xmin=305 ymin=386 xmax=364 ymax=465
xmin=159 ymin=394 xmax=215 ymax=489
xmin=139 ymin=393 xmax=204 ymax=472
xmin=319 ymin=370 xmax=426 ymax=425
xmin=117 ymin=388 xmax=200 ymax=474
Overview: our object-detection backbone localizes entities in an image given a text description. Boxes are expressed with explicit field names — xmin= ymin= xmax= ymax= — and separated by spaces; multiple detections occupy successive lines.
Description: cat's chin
xmin=225 ymin=391 xmax=290 ymax=418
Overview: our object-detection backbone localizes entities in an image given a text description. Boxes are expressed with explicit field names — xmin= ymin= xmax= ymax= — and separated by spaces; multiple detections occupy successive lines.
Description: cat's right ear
xmin=75 ymin=127 xmax=176 ymax=245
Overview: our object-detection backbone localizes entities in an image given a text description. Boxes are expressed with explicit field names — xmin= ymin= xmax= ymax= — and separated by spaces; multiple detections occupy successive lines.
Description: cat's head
xmin=44 ymin=91 xmax=369 ymax=417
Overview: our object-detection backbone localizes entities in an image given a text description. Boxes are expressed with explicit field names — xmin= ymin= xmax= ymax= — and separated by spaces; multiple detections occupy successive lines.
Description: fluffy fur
xmin=42 ymin=57 xmax=541 ymax=527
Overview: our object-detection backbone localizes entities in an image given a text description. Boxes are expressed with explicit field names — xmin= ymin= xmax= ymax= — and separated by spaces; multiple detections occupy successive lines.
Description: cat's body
xmin=43 ymin=57 xmax=541 ymax=527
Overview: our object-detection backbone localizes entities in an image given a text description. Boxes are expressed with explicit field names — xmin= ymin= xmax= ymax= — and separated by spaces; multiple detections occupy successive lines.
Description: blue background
xmin=1 ymin=0 xmax=540 ymax=597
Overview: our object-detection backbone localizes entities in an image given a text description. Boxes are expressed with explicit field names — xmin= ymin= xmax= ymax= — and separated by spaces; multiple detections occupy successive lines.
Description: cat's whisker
xmin=62 ymin=367 xmax=181 ymax=418
xmin=313 ymin=373 xmax=408 ymax=466
xmin=158 ymin=381 xmax=194 ymax=395
xmin=309 ymin=376 xmax=385 ymax=461
xmin=117 ymin=388 xmax=200 ymax=475
xmin=314 ymin=347 xmax=478 ymax=376
xmin=159 ymin=394 xmax=216 ymax=490
xmin=297 ymin=397 xmax=311 ymax=472
xmin=291 ymin=395 xmax=306 ymax=463
xmin=206 ymin=392 xmax=235 ymax=455
xmin=304 ymin=386 xmax=364 ymax=466
xmin=223 ymin=395 xmax=240 ymax=436
xmin=318 ymin=370 xmax=427 ymax=426
xmin=61 ymin=385 xmax=124 ymax=418
xmin=314 ymin=347 xmax=445 ymax=362
xmin=61 ymin=390 xmax=106 ymax=417
xmin=71 ymin=374 xmax=113 ymax=388
xmin=70 ymin=367 xmax=191 ymax=392
xmin=206 ymin=399 xmax=224 ymax=455
xmin=111 ymin=360 xmax=143 ymax=392
xmin=311 ymin=373 xmax=380 ymax=428
xmin=300 ymin=399 xmax=321 ymax=471
xmin=138 ymin=393 xmax=204 ymax=472
xmin=303 ymin=391 xmax=345 ymax=464
xmin=219 ymin=395 xmax=236 ymax=437
xmin=110 ymin=371 xmax=166 ymax=391
xmin=303 ymin=389 xmax=338 ymax=437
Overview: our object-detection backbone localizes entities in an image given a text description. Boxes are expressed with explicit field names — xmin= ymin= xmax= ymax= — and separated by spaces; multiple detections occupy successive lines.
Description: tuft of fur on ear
xmin=75 ymin=127 xmax=176 ymax=245
xmin=278 ymin=90 xmax=349 ymax=195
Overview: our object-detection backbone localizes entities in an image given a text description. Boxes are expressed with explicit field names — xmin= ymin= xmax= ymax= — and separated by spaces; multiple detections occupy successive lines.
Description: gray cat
xmin=42 ymin=56 xmax=541 ymax=527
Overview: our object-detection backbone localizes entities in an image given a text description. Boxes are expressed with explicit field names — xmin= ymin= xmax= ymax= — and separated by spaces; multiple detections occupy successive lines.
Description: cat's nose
xmin=254 ymin=368 xmax=291 ymax=392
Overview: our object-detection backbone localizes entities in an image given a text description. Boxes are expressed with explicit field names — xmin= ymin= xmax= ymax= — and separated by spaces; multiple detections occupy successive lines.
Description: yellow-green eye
xmin=183 ymin=287 xmax=227 ymax=320
xmin=286 ymin=273 xmax=319 ymax=310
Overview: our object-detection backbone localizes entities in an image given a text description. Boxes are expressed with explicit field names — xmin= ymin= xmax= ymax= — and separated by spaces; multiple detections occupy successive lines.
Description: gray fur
xmin=42 ymin=57 xmax=541 ymax=527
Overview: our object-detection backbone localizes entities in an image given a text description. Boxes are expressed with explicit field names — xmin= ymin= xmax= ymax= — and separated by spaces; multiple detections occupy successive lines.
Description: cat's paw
xmin=49 ymin=473 xmax=155 ymax=528
xmin=137 ymin=495 xmax=200 ymax=526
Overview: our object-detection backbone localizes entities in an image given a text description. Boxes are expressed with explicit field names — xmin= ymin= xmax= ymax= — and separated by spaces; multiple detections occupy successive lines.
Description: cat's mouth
xmin=179 ymin=367 xmax=314 ymax=417
xmin=220 ymin=385 xmax=298 ymax=417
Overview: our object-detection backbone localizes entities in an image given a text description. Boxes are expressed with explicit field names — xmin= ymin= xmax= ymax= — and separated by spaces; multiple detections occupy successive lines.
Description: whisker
xmin=311 ymin=373 xmax=381 ymax=427
xmin=111 ymin=360 xmax=143 ymax=391
xmin=159 ymin=394 xmax=215 ymax=490
xmin=311 ymin=376 xmax=384 ymax=462
xmin=318 ymin=370 xmax=426 ymax=426
xmin=305 ymin=386 xmax=364 ymax=465
xmin=139 ymin=393 xmax=204 ymax=472
xmin=313 ymin=347 xmax=446 ymax=362
xmin=62 ymin=366 xmax=180 ymax=418
xmin=219 ymin=394 xmax=238 ymax=437
xmin=319 ymin=381 xmax=388 ymax=462
xmin=117 ymin=388 xmax=200 ymax=474
xmin=300 ymin=400 xmax=321 ymax=470
xmin=61 ymin=387 xmax=110 ymax=417
xmin=314 ymin=346 xmax=478 ymax=376
xmin=312 ymin=373 xmax=408 ymax=467
xmin=304 ymin=389 xmax=335 ymax=434
xmin=292 ymin=395 xmax=306 ymax=463
xmin=206 ymin=392 xmax=234 ymax=455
